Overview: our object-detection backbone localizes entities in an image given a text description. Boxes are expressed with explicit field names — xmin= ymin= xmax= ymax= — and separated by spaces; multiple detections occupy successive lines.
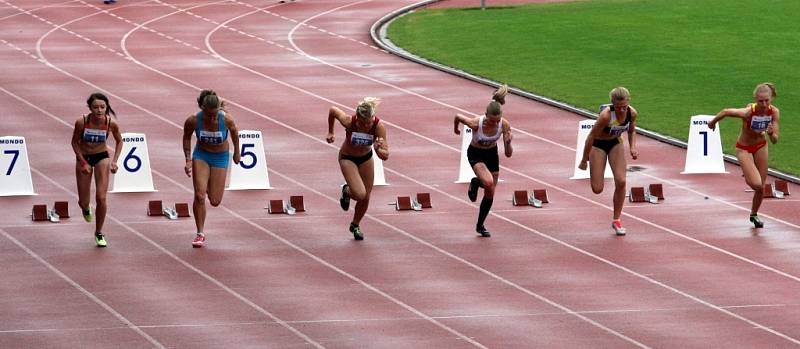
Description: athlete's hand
xmin=707 ymin=120 xmax=717 ymax=131
xmin=578 ymin=159 xmax=588 ymax=171
xmin=767 ymin=122 xmax=776 ymax=135
xmin=232 ymin=152 xmax=241 ymax=165
xmin=184 ymin=160 xmax=192 ymax=177
xmin=373 ymin=137 xmax=385 ymax=150
xmin=630 ymin=147 xmax=639 ymax=160
xmin=326 ymin=132 xmax=335 ymax=144
xmin=80 ymin=163 xmax=91 ymax=175
xmin=454 ymin=125 xmax=461 ymax=135
xmin=110 ymin=162 xmax=119 ymax=174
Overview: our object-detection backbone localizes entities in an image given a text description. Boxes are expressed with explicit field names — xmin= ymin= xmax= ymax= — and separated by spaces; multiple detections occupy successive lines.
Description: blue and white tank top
xmin=82 ymin=115 xmax=109 ymax=143
xmin=195 ymin=111 xmax=228 ymax=145
xmin=472 ymin=115 xmax=503 ymax=146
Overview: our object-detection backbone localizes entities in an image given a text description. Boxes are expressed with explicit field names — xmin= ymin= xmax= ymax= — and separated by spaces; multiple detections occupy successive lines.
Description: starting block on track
xmin=512 ymin=189 xmax=549 ymax=208
xmin=629 ymin=187 xmax=659 ymax=204
xmin=533 ymin=189 xmax=549 ymax=204
xmin=393 ymin=194 xmax=428 ymax=211
xmin=763 ymin=183 xmax=785 ymax=199
xmin=512 ymin=190 xmax=528 ymax=206
xmin=267 ymin=200 xmax=285 ymax=214
xmin=775 ymin=180 xmax=790 ymax=196
xmin=53 ymin=201 xmax=70 ymax=218
xmin=289 ymin=196 xmax=305 ymax=212
xmin=147 ymin=200 xmax=190 ymax=219
xmin=395 ymin=196 xmax=416 ymax=211
xmin=175 ymin=203 xmax=191 ymax=217
xmin=647 ymin=184 xmax=664 ymax=200
xmin=415 ymin=193 xmax=432 ymax=209
xmin=32 ymin=204 xmax=48 ymax=221
xmin=147 ymin=200 xmax=163 ymax=216
xmin=266 ymin=197 xmax=304 ymax=215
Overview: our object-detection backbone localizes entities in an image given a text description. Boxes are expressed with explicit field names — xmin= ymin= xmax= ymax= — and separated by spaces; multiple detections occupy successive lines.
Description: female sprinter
xmin=578 ymin=87 xmax=639 ymax=236
xmin=454 ymin=85 xmax=513 ymax=237
xmin=709 ymin=83 xmax=780 ymax=228
xmin=327 ymin=97 xmax=389 ymax=241
xmin=71 ymin=92 xmax=123 ymax=247
xmin=183 ymin=90 xmax=240 ymax=248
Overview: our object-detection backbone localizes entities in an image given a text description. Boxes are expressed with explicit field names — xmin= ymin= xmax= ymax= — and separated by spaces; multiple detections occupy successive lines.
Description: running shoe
xmin=94 ymin=232 xmax=107 ymax=247
xmin=191 ymin=234 xmax=206 ymax=248
xmin=750 ymin=214 xmax=764 ymax=228
xmin=82 ymin=206 xmax=94 ymax=223
xmin=340 ymin=184 xmax=350 ymax=211
xmin=103 ymin=0 xmax=116 ymax=4
xmin=350 ymin=222 xmax=363 ymax=241
xmin=612 ymin=220 xmax=626 ymax=236
xmin=476 ymin=225 xmax=491 ymax=238
xmin=468 ymin=177 xmax=480 ymax=202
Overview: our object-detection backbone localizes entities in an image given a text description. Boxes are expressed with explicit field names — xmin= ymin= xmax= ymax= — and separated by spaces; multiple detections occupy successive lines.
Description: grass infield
xmin=388 ymin=0 xmax=799 ymax=175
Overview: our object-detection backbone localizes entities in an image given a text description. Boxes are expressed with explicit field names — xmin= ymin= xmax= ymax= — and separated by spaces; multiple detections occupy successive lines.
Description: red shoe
xmin=612 ymin=220 xmax=626 ymax=236
xmin=191 ymin=234 xmax=206 ymax=248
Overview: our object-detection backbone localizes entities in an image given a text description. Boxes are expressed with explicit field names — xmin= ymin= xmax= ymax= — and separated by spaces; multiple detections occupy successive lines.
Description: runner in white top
xmin=454 ymin=85 xmax=513 ymax=237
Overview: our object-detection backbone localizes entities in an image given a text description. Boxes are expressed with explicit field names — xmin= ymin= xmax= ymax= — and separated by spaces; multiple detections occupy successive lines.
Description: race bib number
xmin=199 ymin=130 xmax=224 ymax=144
xmin=83 ymin=128 xmax=107 ymax=143
xmin=607 ymin=124 xmax=628 ymax=137
xmin=350 ymin=132 xmax=374 ymax=146
xmin=750 ymin=115 xmax=771 ymax=132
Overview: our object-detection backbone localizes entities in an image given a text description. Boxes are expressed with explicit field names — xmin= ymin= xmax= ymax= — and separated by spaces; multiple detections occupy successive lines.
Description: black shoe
xmin=340 ymin=184 xmax=350 ymax=211
xmin=476 ymin=226 xmax=491 ymax=238
xmin=350 ymin=222 xmax=363 ymax=240
xmin=468 ymin=177 xmax=480 ymax=202
xmin=750 ymin=214 xmax=764 ymax=228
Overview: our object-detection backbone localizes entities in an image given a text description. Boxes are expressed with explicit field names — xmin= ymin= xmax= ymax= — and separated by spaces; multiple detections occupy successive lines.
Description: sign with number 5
xmin=227 ymin=130 xmax=271 ymax=190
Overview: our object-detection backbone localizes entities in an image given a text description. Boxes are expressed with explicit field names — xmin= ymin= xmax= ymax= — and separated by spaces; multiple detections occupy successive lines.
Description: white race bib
xmin=750 ymin=115 xmax=771 ymax=132
xmin=351 ymin=132 xmax=374 ymax=146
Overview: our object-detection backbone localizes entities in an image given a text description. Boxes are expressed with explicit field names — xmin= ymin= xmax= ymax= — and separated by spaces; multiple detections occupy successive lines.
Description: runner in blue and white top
xmin=454 ymin=84 xmax=514 ymax=238
xmin=71 ymin=92 xmax=123 ymax=247
xmin=182 ymin=90 xmax=240 ymax=248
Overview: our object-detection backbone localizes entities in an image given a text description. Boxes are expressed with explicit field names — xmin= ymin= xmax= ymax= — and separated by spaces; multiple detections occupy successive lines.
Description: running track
xmin=1 ymin=1 xmax=799 ymax=348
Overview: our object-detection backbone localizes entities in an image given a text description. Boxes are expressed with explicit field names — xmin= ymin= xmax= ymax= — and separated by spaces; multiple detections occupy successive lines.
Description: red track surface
xmin=1 ymin=1 xmax=799 ymax=348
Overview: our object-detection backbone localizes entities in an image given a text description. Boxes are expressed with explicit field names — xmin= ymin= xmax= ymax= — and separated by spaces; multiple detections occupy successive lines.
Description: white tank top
xmin=472 ymin=115 xmax=503 ymax=146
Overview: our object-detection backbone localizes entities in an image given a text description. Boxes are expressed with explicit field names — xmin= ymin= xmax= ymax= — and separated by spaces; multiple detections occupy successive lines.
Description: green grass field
xmin=388 ymin=0 xmax=799 ymax=175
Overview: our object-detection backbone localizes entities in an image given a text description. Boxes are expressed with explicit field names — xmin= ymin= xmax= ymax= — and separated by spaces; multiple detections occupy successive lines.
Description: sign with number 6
xmin=111 ymin=133 xmax=156 ymax=192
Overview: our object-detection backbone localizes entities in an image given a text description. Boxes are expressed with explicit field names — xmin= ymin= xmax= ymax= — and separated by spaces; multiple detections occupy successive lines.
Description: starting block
xmin=53 ymin=201 xmax=70 ymax=218
xmin=512 ymin=189 xmax=549 ymax=208
xmin=763 ymin=183 xmax=785 ymax=199
xmin=175 ymin=203 xmax=191 ymax=217
xmin=630 ymin=186 xmax=659 ymax=204
xmin=647 ymin=184 xmax=664 ymax=200
xmin=32 ymin=204 xmax=48 ymax=221
xmin=266 ymin=197 xmax=305 ymax=215
xmin=396 ymin=196 xmax=417 ymax=211
xmin=289 ymin=196 xmax=305 ymax=212
xmin=775 ymin=180 xmax=790 ymax=196
xmin=533 ymin=189 xmax=549 ymax=204
xmin=267 ymin=199 xmax=285 ymax=214
xmin=415 ymin=193 xmax=432 ymax=209
xmin=147 ymin=200 xmax=163 ymax=216
xmin=512 ymin=190 xmax=529 ymax=206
